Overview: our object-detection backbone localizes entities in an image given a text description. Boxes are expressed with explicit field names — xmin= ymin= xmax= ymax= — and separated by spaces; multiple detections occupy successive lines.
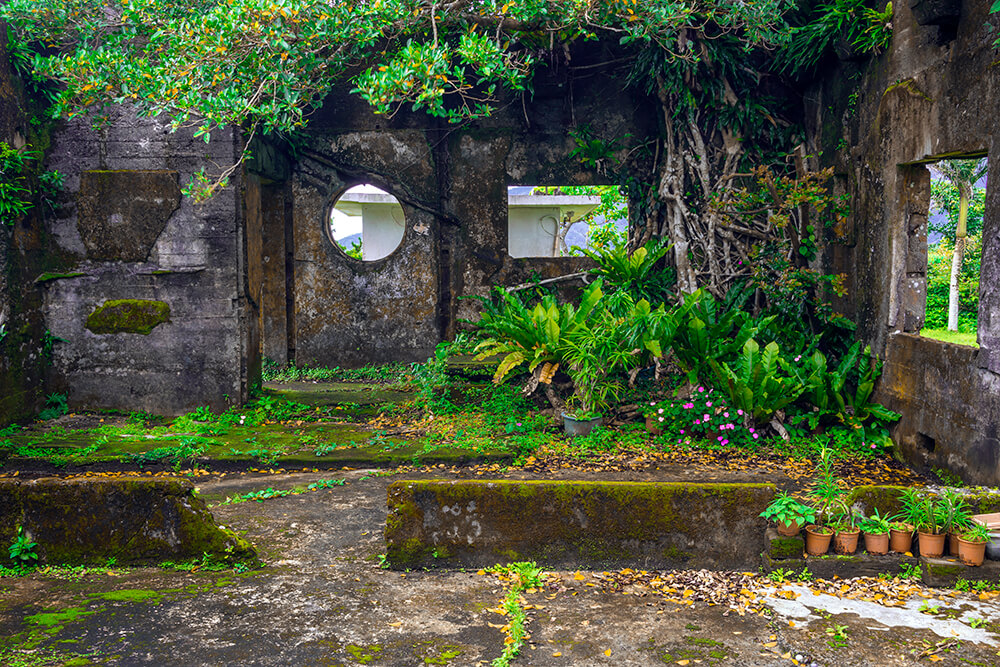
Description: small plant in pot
xmin=560 ymin=330 xmax=627 ymax=437
xmin=804 ymin=447 xmax=841 ymax=556
xmin=914 ymin=494 xmax=947 ymax=558
xmin=891 ymin=487 xmax=925 ymax=554
xmin=859 ymin=509 xmax=891 ymax=555
xmin=830 ymin=499 xmax=861 ymax=555
xmin=939 ymin=489 xmax=973 ymax=556
xmin=956 ymin=523 xmax=991 ymax=567
xmin=760 ymin=492 xmax=817 ymax=537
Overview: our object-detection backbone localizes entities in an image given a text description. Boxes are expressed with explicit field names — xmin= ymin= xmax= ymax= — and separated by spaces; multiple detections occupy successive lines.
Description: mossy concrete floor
xmin=2 ymin=468 xmax=999 ymax=666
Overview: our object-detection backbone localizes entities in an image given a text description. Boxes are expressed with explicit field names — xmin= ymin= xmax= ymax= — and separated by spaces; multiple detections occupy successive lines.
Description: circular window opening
xmin=329 ymin=184 xmax=406 ymax=261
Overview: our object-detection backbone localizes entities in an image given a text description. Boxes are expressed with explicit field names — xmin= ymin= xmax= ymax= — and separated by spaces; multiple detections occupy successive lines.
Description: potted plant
xmin=915 ymin=494 xmax=946 ymax=558
xmin=939 ymin=489 xmax=973 ymax=556
xmin=956 ymin=523 xmax=991 ymax=567
xmin=804 ymin=447 xmax=841 ymax=556
xmin=860 ymin=509 xmax=891 ymax=555
xmin=760 ymin=492 xmax=817 ymax=537
xmin=890 ymin=488 xmax=923 ymax=554
xmin=560 ymin=328 xmax=627 ymax=437
xmin=831 ymin=499 xmax=861 ymax=555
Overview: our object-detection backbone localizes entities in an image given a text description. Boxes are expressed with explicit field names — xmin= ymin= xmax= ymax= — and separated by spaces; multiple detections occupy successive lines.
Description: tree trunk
xmin=947 ymin=183 xmax=971 ymax=331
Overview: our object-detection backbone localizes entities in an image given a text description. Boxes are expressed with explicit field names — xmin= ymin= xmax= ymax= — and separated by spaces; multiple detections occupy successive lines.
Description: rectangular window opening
xmin=506 ymin=185 xmax=628 ymax=258
xmin=918 ymin=156 xmax=986 ymax=348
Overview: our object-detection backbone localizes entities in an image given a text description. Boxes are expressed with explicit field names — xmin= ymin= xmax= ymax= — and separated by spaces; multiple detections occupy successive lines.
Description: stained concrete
xmin=2 ymin=469 xmax=999 ymax=666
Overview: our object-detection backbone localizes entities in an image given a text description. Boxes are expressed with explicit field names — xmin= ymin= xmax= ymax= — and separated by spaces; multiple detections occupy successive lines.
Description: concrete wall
xmin=809 ymin=2 xmax=1000 ymax=482
xmin=37 ymin=111 xmax=254 ymax=415
xmin=260 ymin=51 xmax=654 ymax=367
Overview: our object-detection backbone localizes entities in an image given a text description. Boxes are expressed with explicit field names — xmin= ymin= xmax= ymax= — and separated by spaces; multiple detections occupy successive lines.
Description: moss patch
xmin=85 ymin=299 xmax=170 ymax=335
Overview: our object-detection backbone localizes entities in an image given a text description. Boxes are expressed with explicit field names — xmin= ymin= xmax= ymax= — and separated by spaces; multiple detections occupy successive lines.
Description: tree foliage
xmin=2 ymin=0 xmax=792 ymax=199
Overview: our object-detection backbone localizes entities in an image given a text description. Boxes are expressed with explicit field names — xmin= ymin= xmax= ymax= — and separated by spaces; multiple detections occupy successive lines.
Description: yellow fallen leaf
xmin=762 ymin=641 xmax=777 ymax=648
xmin=677 ymin=661 xmax=690 ymax=666
xmin=781 ymin=652 xmax=791 ymax=659
xmin=604 ymin=649 xmax=612 ymax=657
xmin=574 ymin=572 xmax=586 ymax=581
xmin=552 ymin=652 xmax=562 ymax=657
xmin=928 ymin=655 xmax=942 ymax=662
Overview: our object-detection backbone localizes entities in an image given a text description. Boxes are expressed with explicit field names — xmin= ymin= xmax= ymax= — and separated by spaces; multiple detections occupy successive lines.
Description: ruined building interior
xmin=1 ymin=2 xmax=999 ymax=486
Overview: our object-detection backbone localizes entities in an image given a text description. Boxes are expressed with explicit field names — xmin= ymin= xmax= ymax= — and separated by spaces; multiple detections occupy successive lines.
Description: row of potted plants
xmin=760 ymin=450 xmax=993 ymax=566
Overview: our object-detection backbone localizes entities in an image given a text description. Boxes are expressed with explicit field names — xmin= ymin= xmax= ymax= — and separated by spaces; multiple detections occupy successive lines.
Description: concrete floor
xmin=2 ymin=469 xmax=999 ymax=666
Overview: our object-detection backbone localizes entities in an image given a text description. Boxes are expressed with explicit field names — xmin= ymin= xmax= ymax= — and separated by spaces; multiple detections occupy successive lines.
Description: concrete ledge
xmin=0 ymin=477 xmax=254 ymax=565
xmin=385 ymin=479 xmax=775 ymax=570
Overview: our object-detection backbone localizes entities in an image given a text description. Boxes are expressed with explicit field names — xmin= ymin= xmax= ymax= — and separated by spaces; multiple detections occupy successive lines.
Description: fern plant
xmin=709 ymin=338 xmax=805 ymax=425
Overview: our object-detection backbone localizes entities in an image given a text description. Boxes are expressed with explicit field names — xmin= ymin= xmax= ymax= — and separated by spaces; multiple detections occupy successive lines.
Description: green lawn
xmin=919 ymin=328 xmax=979 ymax=347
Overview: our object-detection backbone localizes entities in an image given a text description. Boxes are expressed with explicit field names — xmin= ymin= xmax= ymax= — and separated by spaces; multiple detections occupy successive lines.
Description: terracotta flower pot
xmin=918 ymin=532 xmax=946 ymax=558
xmin=776 ymin=520 xmax=801 ymax=537
xmin=804 ymin=525 xmax=833 ymax=556
xmin=645 ymin=415 xmax=664 ymax=436
xmin=863 ymin=532 xmax=890 ymax=555
xmin=833 ymin=528 xmax=860 ymax=555
xmin=956 ymin=537 xmax=987 ymax=567
xmin=948 ymin=532 xmax=960 ymax=556
xmin=889 ymin=526 xmax=913 ymax=553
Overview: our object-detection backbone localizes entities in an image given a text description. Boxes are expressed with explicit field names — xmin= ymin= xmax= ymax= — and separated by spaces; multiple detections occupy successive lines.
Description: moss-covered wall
xmin=807 ymin=3 xmax=1000 ymax=484
xmin=0 ymin=22 xmax=49 ymax=425
xmin=0 ymin=477 xmax=255 ymax=564
xmin=385 ymin=479 xmax=775 ymax=570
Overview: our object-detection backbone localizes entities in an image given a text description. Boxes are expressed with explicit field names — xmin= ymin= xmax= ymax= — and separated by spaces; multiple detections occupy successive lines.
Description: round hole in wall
xmin=329 ymin=184 xmax=406 ymax=261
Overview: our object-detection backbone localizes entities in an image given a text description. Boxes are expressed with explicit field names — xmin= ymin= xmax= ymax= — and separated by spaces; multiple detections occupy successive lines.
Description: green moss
xmin=767 ymin=536 xmax=805 ymax=560
xmin=35 ymin=272 xmax=86 ymax=283
xmin=85 ymin=299 xmax=170 ymax=335
xmin=345 ymin=643 xmax=382 ymax=664
xmin=883 ymin=79 xmax=933 ymax=103
xmin=93 ymin=589 xmax=162 ymax=603
xmin=424 ymin=646 xmax=463 ymax=664
xmin=24 ymin=606 xmax=96 ymax=628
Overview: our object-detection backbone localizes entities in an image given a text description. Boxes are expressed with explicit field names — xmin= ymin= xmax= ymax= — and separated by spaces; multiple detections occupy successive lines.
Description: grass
xmin=919 ymin=328 xmax=978 ymax=347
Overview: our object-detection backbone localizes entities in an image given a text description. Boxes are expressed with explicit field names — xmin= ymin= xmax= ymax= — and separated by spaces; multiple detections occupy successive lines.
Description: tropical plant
xmin=709 ymin=339 xmax=805 ymax=426
xmin=897 ymin=488 xmax=925 ymax=529
xmin=579 ymin=237 xmax=673 ymax=305
xmin=776 ymin=0 xmax=893 ymax=77
xmin=8 ymin=525 xmax=38 ymax=563
xmin=669 ymin=289 xmax=769 ymax=384
xmin=760 ymin=492 xmax=817 ymax=529
xmin=0 ymin=142 xmax=36 ymax=222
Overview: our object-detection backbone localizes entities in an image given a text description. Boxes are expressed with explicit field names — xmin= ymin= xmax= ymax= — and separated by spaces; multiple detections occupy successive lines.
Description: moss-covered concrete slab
xmin=0 ymin=477 xmax=253 ymax=565
xmin=386 ymin=479 xmax=775 ymax=570
xmin=263 ymin=381 xmax=414 ymax=407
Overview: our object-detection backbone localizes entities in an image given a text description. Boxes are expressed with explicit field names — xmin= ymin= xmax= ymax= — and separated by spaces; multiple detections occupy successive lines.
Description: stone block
xmin=0 ymin=477 xmax=254 ymax=565
xmin=385 ymin=479 xmax=775 ymax=570
xmin=764 ymin=526 xmax=805 ymax=560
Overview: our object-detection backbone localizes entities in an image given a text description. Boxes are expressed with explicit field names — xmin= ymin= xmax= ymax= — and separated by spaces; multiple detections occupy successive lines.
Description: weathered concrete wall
xmin=0 ymin=23 xmax=48 ymax=424
xmin=38 ymin=110 xmax=255 ymax=414
xmin=809 ymin=3 xmax=1000 ymax=483
xmin=265 ymin=50 xmax=654 ymax=367
xmin=385 ymin=479 xmax=775 ymax=570
xmin=0 ymin=476 xmax=254 ymax=564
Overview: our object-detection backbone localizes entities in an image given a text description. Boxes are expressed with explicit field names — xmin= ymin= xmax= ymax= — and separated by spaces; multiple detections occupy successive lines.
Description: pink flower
xmin=695 ymin=419 xmax=701 ymax=425
xmin=737 ymin=409 xmax=744 ymax=416
xmin=698 ymin=386 xmax=705 ymax=392
xmin=724 ymin=412 xmax=729 ymax=418
xmin=870 ymin=443 xmax=876 ymax=449
xmin=717 ymin=436 xmax=724 ymax=441
xmin=703 ymin=414 xmax=710 ymax=421
xmin=794 ymin=355 xmax=801 ymax=362
xmin=658 ymin=408 xmax=664 ymax=414
xmin=683 ymin=403 xmax=694 ymax=409
xmin=749 ymin=428 xmax=755 ymax=433
xmin=516 ymin=422 xmax=522 ymax=427
xmin=706 ymin=401 xmax=712 ymax=407
xmin=658 ymin=417 xmax=664 ymax=422
xmin=679 ymin=429 xmax=685 ymax=434
xmin=722 ymin=439 xmax=729 ymax=445
xmin=753 ymin=433 xmax=759 ymax=439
